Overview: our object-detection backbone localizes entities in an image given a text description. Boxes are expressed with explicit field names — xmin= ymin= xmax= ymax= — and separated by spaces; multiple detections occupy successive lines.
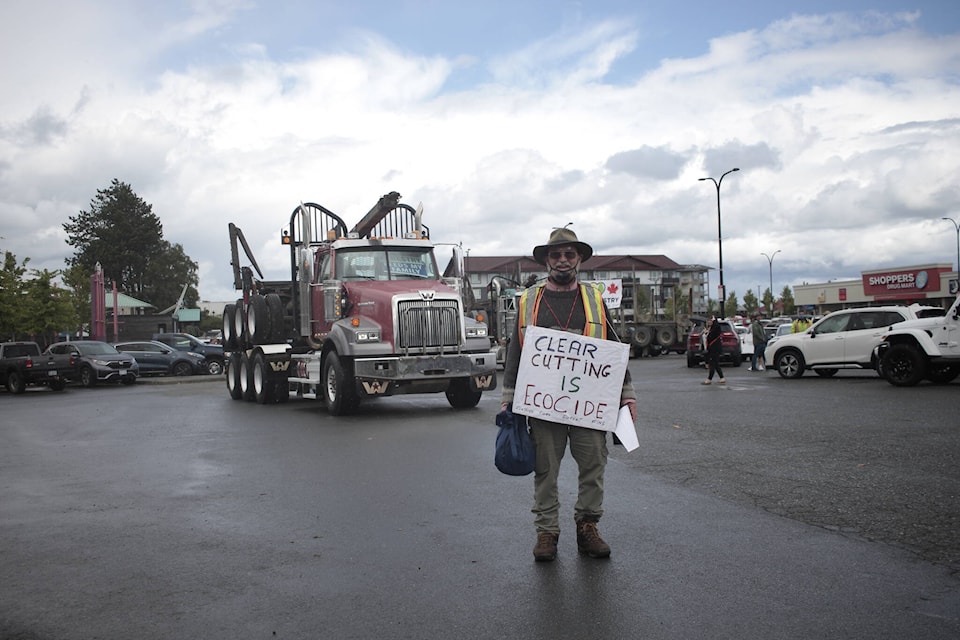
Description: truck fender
xmin=884 ymin=331 xmax=940 ymax=357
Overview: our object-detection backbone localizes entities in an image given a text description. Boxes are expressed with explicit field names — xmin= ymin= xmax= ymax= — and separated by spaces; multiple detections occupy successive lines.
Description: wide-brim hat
xmin=532 ymin=227 xmax=593 ymax=265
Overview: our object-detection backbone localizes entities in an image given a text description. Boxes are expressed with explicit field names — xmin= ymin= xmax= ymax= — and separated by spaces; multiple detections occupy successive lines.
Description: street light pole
xmin=761 ymin=249 xmax=781 ymax=318
xmin=700 ymin=167 xmax=739 ymax=318
xmin=942 ymin=217 xmax=960 ymax=285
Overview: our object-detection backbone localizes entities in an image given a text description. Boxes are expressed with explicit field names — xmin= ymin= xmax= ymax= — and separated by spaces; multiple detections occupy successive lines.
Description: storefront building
xmin=795 ymin=263 xmax=959 ymax=313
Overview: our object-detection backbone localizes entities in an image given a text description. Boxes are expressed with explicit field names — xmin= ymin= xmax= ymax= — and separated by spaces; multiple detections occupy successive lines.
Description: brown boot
xmin=576 ymin=520 xmax=611 ymax=558
xmin=533 ymin=531 xmax=559 ymax=562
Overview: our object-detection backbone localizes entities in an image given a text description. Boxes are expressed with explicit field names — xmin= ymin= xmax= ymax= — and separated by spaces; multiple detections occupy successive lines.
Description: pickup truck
xmin=876 ymin=294 xmax=960 ymax=386
xmin=0 ymin=341 xmax=73 ymax=393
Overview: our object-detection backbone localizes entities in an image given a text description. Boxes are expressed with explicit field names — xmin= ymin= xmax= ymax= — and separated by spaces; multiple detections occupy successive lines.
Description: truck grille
xmin=397 ymin=300 xmax=461 ymax=350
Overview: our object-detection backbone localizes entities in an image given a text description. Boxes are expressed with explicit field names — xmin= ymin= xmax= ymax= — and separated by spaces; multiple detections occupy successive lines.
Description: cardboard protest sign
xmin=513 ymin=326 xmax=630 ymax=432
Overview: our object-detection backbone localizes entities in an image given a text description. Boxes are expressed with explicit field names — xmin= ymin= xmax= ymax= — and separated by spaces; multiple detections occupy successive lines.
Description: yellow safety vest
xmin=517 ymin=282 xmax=607 ymax=346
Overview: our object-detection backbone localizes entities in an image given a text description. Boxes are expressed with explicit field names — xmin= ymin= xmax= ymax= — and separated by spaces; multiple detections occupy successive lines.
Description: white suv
xmin=764 ymin=305 xmax=944 ymax=379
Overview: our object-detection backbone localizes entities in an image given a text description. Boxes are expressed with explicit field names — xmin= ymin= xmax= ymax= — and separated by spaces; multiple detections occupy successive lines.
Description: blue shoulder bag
xmin=495 ymin=403 xmax=535 ymax=476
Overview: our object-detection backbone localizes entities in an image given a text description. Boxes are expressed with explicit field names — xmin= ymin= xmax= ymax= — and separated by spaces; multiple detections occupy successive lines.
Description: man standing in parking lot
xmin=702 ymin=317 xmax=726 ymax=385
xmin=499 ymin=225 xmax=637 ymax=563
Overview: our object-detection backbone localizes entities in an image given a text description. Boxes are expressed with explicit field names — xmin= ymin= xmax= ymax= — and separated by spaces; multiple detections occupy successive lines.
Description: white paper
xmin=613 ymin=405 xmax=639 ymax=452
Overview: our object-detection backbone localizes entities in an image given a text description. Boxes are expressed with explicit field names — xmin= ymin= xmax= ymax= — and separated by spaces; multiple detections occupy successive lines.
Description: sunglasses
xmin=547 ymin=250 xmax=579 ymax=260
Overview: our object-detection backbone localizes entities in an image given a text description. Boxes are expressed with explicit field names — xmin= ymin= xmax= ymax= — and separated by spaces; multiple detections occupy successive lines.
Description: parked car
xmin=764 ymin=305 xmax=942 ymax=379
xmin=152 ymin=333 xmax=224 ymax=375
xmin=736 ymin=326 xmax=754 ymax=361
xmin=113 ymin=340 xmax=207 ymax=376
xmin=686 ymin=320 xmax=742 ymax=368
xmin=764 ymin=323 xmax=795 ymax=349
xmin=45 ymin=340 xmax=139 ymax=387
xmin=201 ymin=329 xmax=223 ymax=345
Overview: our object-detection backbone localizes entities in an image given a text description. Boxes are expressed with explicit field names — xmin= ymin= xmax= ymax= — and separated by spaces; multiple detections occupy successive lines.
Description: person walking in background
xmin=702 ymin=316 xmax=725 ymax=385
xmin=749 ymin=314 xmax=767 ymax=371
xmin=499 ymin=225 xmax=637 ymax=562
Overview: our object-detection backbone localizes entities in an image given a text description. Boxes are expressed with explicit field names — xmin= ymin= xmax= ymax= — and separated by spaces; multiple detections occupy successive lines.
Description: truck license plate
xmin=48 ymin=370 xmax=57 ymax=376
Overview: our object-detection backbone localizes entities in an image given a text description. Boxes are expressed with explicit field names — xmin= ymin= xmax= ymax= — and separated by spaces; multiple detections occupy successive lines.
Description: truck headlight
xmin=356 ymin=330 xmax=381 ymax=343
xmin=466 ymin=326 xmax=488 ymax=338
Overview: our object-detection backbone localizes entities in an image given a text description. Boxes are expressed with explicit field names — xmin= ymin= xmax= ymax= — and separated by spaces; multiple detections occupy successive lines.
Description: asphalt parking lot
xmin=1 ymin=356 xmax=958 ymax=639
xmin=619 ymin=354 xmax=960 ymax=570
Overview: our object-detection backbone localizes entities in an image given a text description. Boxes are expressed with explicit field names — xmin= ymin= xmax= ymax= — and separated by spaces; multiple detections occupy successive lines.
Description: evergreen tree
xmin=780 ymin=285 xmax=796 ymax=316
xmin=63 ymin=179 xmax=198 ymax=310
xmin=22 ymin=269 xmax=76 ymax=348
xmin=141 ymin=240 xmax=199 ymax=311
xmin=762 ymin=287 xmax=775 ymax=317
xmin=0 ymin=251 xmax=29 ymax=340
xmin=63 ymin=179 xmax=163 ymax=297
xmin=724 ymin=291 xmax=738 ymax=318
xmin=743 ymin=289 xmax=759 ymax=316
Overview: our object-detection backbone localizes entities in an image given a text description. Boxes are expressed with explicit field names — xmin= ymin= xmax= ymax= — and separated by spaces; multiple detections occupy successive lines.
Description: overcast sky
xmin=2 ymin=0 xmax=959 ymax=304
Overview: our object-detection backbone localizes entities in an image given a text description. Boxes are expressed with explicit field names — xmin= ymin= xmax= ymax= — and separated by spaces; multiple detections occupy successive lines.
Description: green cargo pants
xmin=529 ymin=417 xmax=608 ymax=533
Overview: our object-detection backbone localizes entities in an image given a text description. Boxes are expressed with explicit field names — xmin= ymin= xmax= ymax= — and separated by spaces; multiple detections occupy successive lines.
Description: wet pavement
xmin=1 ymin=358 xmax=958 ymax=639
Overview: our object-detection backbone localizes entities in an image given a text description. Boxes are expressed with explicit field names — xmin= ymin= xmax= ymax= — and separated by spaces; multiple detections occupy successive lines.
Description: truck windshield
xmin=336 ymin=248 xmax=437 ymax=281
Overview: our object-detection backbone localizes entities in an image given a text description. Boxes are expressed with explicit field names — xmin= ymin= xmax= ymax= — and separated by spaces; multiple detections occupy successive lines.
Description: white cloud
xmin=1 ymin=4 xmax=958 ymax=306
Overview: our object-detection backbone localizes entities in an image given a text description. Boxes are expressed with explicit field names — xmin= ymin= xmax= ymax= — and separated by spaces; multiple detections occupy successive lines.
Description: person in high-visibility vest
xmin=500 ymin=225 xmax=637 ymax=562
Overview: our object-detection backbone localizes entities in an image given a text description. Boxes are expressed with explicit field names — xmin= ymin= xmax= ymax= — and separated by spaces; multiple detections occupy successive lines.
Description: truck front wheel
xmin=446 ymin=378 xmax=482 ymax=409
xmin=322 ymin=352 xmax=360 ymax=415
xmin=882 ymin=344 xmax=927 ymax=387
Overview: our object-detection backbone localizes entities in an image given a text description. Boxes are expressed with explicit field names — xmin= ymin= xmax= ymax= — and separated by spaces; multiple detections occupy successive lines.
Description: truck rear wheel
xmin=265 ymin=293 xmax=285 ymax=343
xmin=223 ymin=304 xmax=238 ymax=349
xmin=49 ymin=378 xmax=66 ymax=392
xmin=232 ymin=298 xmax=245 ymax=346
xmin=882 ymin=344 xmax=926 ymax=387
xmin=632 ymin=326 xmax=653 ymax=348
xmin=6 ymin=370 xmax=26 ymax=394
xmin=656 ymin=326 xmax=677 ymax=347
xmin=246 ymin=294 xmax=270 ymax=344
xmin=226 ymin=353 xmax=243 ymax=400
xmin=322 ymin=352 xmax=360 ymax=415
xmin=252 ymin=351 xmax=277 ymax=404
xmin=446 ymin=378 xmax=482 ymax=409
xmin=239 ymin=352 xmax=256 ymax=400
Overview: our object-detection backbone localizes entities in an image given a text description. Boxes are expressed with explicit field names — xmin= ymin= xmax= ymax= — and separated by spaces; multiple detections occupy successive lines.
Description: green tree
xmin=63 ymin=179 xmax=199 ymax=310
xmin=141 ymin=240 xmax=199 ymax=311
xmin=780 ymin=285 xmax=796 ymax=316
xmin=762 ymin=287 xmax=775 ymax=317
xmin=22 ymin=269 xmax=77 ymax=348
xmin=724 ymin=291 xmax=738 ymax=318
xmin=63 ymin=179 xmax=163 ymax=297
xmin=742 ymin=289 xmax=759 ymax=316
xmin=0 ymin=251 xmax=29 ymax=340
